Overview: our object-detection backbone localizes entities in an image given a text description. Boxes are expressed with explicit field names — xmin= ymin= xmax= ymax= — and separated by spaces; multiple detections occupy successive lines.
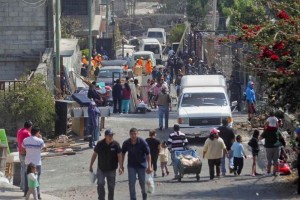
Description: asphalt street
xmin=39 ymin=111 xmax=299 ymax=200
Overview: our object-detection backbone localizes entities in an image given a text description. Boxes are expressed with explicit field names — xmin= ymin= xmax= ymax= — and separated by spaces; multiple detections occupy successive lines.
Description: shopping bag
xmin=145 ymin=173 xmax=155 ymax=194
xmin=90 ymin=172 xmax=97 ymax=184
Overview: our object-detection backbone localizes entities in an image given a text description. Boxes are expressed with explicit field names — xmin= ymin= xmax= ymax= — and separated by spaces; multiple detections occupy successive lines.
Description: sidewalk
xmin=0 ymin=182 xmax=63 ymax=200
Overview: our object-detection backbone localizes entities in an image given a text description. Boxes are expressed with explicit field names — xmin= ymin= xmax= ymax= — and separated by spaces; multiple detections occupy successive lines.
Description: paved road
xmin=38 ymin=112 xmax=299 ymax=200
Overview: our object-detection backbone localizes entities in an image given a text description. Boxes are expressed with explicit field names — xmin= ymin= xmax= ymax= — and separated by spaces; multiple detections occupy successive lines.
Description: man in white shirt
xmin=22 ymin=126 xmax=46 ymax=200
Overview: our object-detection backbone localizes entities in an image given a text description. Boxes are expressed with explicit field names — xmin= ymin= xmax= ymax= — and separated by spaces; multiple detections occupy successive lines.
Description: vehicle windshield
xmin=144 ymin=45 xmax=160 ymax=54
xmin=181 ymin=93 xmax=228 ymax=107
xmin=98 ymin=69 xmax=123 ymax=78
xmin=148 ymin=32 xmax=163 ymax=38
xmin=133 ymin=55 xmax=151 ymax=60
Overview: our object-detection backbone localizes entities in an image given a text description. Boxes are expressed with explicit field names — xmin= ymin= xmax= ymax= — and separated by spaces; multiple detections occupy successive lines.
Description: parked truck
xmin=177 ymin=75 xmax=235 ymax=138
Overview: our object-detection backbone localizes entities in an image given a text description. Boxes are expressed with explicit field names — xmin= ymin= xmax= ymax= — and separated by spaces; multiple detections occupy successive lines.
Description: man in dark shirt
xmin=121 ymin=128 xmax=152 ymax=200
xmin=112 ymin=79 xmax=123 ymax=114
xmin=218 ymin=119 xmax=235 ymax=176
xmin=89 ymin=129 xmax=123 ymax=200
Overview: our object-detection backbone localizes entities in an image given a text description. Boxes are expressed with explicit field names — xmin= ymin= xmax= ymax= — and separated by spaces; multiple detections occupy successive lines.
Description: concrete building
xmin=0 ymin=0 xmax=54 ymax=80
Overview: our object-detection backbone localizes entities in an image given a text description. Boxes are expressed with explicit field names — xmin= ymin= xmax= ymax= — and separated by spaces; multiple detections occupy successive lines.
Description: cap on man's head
xmin=105 ymin=129 xmax=114 ymax=136
xmin=210 ymin=128 xmax=220 ymax=134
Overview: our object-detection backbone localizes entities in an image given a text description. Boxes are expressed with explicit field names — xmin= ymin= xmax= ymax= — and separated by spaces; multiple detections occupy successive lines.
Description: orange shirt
xmin=82 ymin=58 xmax=88 ymax=65
xmin=137 ymin=59 xmax=143 ymax=66
xmin=146 ymin=61 xmax=152 ymax=73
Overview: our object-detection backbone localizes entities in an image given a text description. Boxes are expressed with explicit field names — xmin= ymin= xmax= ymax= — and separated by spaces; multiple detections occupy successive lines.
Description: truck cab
xmin=139 ymin=38 xmax=162 ymax=64
xmin=147 ymin=28 xmax=166 ymax=45
xmin=177 ymin=75 xmax=233 ymax=138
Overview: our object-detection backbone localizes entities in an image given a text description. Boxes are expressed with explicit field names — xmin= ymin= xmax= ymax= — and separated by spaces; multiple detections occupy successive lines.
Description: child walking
xmin=248 ymin=130 xmax=260 ymax=176
xmin=145 ymin=130 xmax=160 ymax=177
xmin=231 ymin=135 xmax=247 ymax=176
xmin=25 ymin=163 xmax=39 ymax=200
xmin=159 ymin=141 xmax=169 ymax=177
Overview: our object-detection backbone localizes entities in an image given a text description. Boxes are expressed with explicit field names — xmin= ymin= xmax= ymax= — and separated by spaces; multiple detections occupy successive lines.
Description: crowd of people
xmin=15 ymin=114 xmax=300 ymax=200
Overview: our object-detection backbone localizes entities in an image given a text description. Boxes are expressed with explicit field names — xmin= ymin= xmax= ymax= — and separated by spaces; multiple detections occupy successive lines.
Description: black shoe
xmin=38 ymin=194 xmax=42 ymax=200
xmin=159 ymin=127 xmax=163 ymax=130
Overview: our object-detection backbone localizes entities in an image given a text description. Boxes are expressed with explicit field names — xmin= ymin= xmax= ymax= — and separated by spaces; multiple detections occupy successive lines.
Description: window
xmin=181 ymin=93 xmax=227 ymax=107
xmin=144 ymin=45 xmax=159 ymax=54
xmin=133 ymin=55 xmax=150 ymax=60
xmin=98 ymin=69 xmax=123 ymax=78
xmin=147 ymin=32 xmax=163 ymax=38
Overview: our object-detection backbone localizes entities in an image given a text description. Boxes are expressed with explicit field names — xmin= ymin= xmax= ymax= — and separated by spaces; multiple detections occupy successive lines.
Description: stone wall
xmin=0 ymin=0 xmax=53 ymax=80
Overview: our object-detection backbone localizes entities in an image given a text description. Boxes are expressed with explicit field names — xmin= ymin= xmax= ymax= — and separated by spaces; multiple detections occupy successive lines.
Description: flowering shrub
xmin=238 ymin=2 xmax=300 ymax=112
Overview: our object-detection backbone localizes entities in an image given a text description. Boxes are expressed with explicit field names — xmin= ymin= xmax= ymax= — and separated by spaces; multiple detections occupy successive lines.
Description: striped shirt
xmin=168 ymin=131 xmax=188 ymax=151
xmin=22 ymin=136 xmax=45 ymax=165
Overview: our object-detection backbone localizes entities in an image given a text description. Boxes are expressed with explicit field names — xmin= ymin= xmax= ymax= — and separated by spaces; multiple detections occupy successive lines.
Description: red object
xmin=105 ymin=86 xmax=112 ymax=91
xmin=277 ymin=10 xmax=290 ymax=20
xmin=279 ymin=161 xmax=291 ymax=175
xmin=17 ymin=128 xmax=31 ymax=153
xmin=271 ymin=54 xmax=280 ymax=61
xmin=122 ymin=88 xmax=131 ymax=99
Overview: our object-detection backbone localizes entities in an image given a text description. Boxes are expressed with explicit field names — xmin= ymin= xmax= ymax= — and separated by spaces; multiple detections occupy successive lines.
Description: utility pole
xmin=212 ymin=0 xmax=217 ymax=33
xmin=105 ymin=0 xmax=109 ymax=37
xmin=55 ymin=0 xmax=60 ymax=76
xmin=88 ymin=0 xmax=92 ymax=70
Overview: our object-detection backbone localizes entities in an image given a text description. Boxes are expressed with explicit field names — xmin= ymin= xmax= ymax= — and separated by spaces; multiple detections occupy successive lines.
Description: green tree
xmin=186 ymin=0 xmax=209 ymax=29
xmin=0 ymin=75 xmax=55 ymax=135
xmin=237 ymin=1 xmax=300 ymax=112
xmin=169 ymin=24 xmax=186 ymax=44
xmin=220 ymin=0 xmax=266 ymax=32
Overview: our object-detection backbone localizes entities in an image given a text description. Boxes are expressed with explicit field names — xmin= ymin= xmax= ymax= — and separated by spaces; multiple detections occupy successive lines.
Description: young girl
xmin=25 ymin=163 xmax=39 ymax=200
xmin=231 ymin=135 xmax=247 ymax=176
xmin=159 ymin=141 xmax=169 ymax=177
xmin=248 ymin=130 xmax=260 ymax=176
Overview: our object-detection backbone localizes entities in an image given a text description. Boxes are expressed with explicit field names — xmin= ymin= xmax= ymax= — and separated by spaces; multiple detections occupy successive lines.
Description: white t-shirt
xmin=267 ymin=116 xmax=278 ymax=127
xmin=22 ymin=136 xmax=45 ymax=165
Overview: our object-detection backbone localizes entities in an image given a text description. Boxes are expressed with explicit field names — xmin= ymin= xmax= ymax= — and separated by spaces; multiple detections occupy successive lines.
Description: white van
xmin=139 ymin=38 xmax=162 ymax=63
xmin=177 ymin=75 xmax=234 ymax=138
xmin=130 ymin=51 xmax=156 ymax=69
xmin=147 ymin=28 xmax=166 ymax=45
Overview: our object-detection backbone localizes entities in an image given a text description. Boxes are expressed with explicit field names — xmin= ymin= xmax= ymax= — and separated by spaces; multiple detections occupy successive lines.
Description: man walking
xmin=112 ymin=79 xmax=123 ymax=114
xmin=17 ymin=120 xmax=33 ymax=192
xmin=218 ymin=119 xmax=235 ymax=176
xmin=89 ymin=129 xmax=123 ymax=200
xmin=156 ymin=87 xmax=171 ymax=130
xmin=88 ymin=101 xmax=101 ymax=148
xmin=167 ymin=124 xmax=188 ymax=179
xmin=246 ymin=81 xmax=256 ymax=121
xmin=121 ymin=128 xmax=152 ymax=200
xmin=22 ymin=126 xmax=46 ymax=200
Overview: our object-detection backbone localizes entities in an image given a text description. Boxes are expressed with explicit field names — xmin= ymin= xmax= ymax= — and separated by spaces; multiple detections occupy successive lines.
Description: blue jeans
xmin=128 ymin=167 xmax=147 ymax=200
xmin=24 ymin=165 xmax=41 ymax=197
xmin=158 ymin=105 xmax=169 ymax=129
xmin=97 ymin=169 xmax=116 ymax=200
xmin=171 ymin=152 xmax=179 ymax=176
xmin=221 ymin=150 xmax=234 ymax=175
xmin=89 ymin=125 xmax=100 ymax=147
xmin=19 ymin=154 xmax=26 ymax=191
xmin=121 ymin=99 xmax=130 ymax=113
